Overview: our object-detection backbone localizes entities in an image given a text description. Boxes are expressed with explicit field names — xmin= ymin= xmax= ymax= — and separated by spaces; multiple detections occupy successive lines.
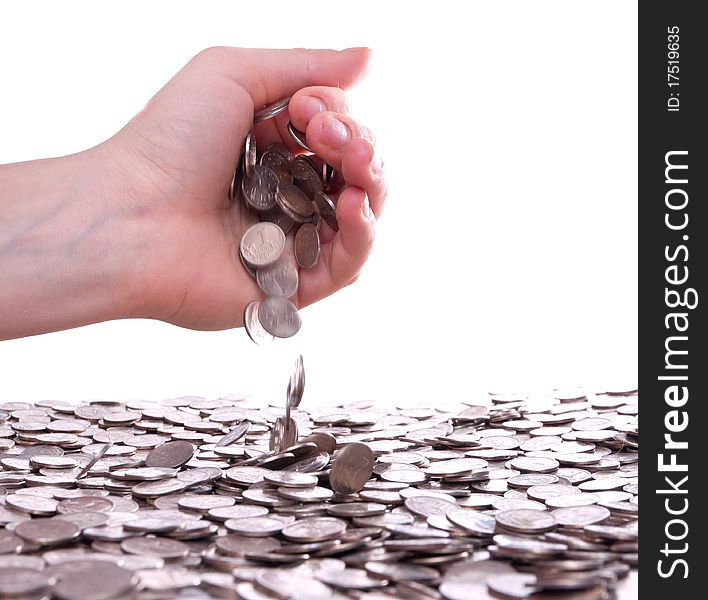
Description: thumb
xmin=178 ymin=47 xmax=371 ymax=112
xmin=219 ymin=47 xmax=373 ymax=109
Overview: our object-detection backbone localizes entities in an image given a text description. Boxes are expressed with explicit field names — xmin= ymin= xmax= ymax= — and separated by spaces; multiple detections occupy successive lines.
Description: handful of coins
xmin=233 ymin=97 xmax=339 ymax=344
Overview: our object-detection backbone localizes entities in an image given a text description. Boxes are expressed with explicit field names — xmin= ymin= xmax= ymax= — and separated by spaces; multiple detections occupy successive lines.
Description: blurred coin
xmin=215 ymin=420 xmax=251 ymax=448
xmin=551 ymin=505 xmax=611 ymax=527
xmin=224 ymin=516 xmax=286 ymax=537
xmin=258 ymin=296 xmax=302 ymax=338
xmin=0 ymin=568 xmax=55 ymax=597
xmin=316 ymin=568 xmax=387 ymax=590
xmin=330 ymin=443 xmax=374 ymax=494
xmin=263 ymin=471 xmax=317 ymax=488
xmin=120 ymin=536 xmax=189 ymax=559
xmin=51 ymin=560 xmax=137 ymax=600
xmin=15 ymin=518 xmax=81 ymax=545
xmin=244 ymin=301 xmax=274 ymax=345
xmin=282 ymin=517 xmax=347 ymax=542
xmin=243 ymin=165 xmax=278 ymax=212
xmin=256 ymin=257 xmax=299 ymax=297
xmin=495 ymin=509 xmax=557 ymax=534
xmin=446 ymin=509 xmax=496 ymax=536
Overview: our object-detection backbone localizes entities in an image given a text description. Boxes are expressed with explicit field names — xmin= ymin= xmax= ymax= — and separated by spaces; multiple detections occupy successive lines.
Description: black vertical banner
xmin=640 ymin=1 xmax=705 ymax=597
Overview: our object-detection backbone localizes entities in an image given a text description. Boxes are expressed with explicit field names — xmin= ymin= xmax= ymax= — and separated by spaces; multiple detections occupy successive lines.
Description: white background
xmin=0 ymin=1 xmax=637 ymax=406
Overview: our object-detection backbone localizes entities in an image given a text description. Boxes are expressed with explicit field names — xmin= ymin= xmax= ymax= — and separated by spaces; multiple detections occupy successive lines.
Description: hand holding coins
xmin=11 ymin=47 xmax=383 ymax=341
xmin=236 ymin=100 xmax=338 ymax=343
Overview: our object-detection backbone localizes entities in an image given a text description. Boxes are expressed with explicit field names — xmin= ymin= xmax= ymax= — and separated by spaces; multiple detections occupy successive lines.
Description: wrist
xmin=0 ymin=146 xmax=146 ymax=338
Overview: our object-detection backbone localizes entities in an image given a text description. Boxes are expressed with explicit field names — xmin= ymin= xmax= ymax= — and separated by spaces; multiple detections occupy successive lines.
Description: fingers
xmin=269 ymin=85 xmax=388 ymax=220
xmin=328 ymin=186 xmax=377 ymax=285
xmin=288 ymin=87 xmax=350 ymax=131
xmin=297 ymin=186 xmax=375 ymax=307
xmin=305 ymin=114 xmax=386 ymax=219
xmin=339 ymin=136 xmax=386 ymax=219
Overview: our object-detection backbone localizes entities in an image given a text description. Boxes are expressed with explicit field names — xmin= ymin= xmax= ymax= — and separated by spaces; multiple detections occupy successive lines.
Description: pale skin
xmin=0 ymin=47 xmax=386 ymax=341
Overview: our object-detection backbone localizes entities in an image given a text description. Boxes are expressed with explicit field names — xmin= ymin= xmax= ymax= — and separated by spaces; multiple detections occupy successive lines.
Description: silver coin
xmin=445 ymin=509 xmax=496 ymax=536
xmin=224 ymin=516 xmax=285 ymax=537
xmin=281 ymin=517 xmax=347 ymax=542
xmin=5 ymin=494 xmax=58 ymax=516
xmin=527 ymin=484 xmax=580 ymax=501
xmin=287 ymin=121 xmax=313 ymax=152
xmin=486 ymin=573 xmax=537 ymax=599
xmin=243 ymin=301 xmax=274 ymax=345
xmin=264 ymin=471 xmax=318 ymax=488
xmin=131 ymin=478 xmax=187 ymax=498
xmin=56 ymin=496 xmax=114 ymax=514
xmin=256 ymin=256 xmax=299 ymax=297
xmin=240 ymin=222 xmax=286 ymax=269
xmin=260 ymin=143 xmax=294 ymax=182
xmin=145 ymin=440 xmax=195 ymax=468
xmin=495 ymin=509 xmax=557 ymax=534
xmin=404 ymin=496 xmax=456 ymax=518
xmin=256 ymin=570 xmax=333 ymax=600
xmin=424 ymin=458 xmax=488 ymax=477
xmin=254 ymin=96 xmax=291 ymax=123
xmin=177 ymin=494 xmax=235 ymax=513
xmin=52 ymin=560 xmax=136 ymax=600
xmin=551 ymin=505 xmax=611 ymax=527
xmin=14 ymin=518 xmax=81 ymax=545
xmin=277 ymin=486 xmax=334 ymax=503
xmin=224 ymin=466 xmax=272 ymax=485
xmin=313 ymin=191 xmax=339 ymax=232
xmin=509 ymin=456 xmax=560 ymax=473
xmin=0 ymin=568 xmax=55 ymax=597
xmin=244 ymin=132 xmax=257 ymax=180
xmin=207 ymin=504 xmax=269 ymax=522
xmin=330 ymin=443 xmax=374 ymax=495
xmin=258 ymin=296 xmax=302 ymax=338
xmin=215 ymin=534 xmax=280 ymax=556
xmin=215 ymin=419 xmax=251 ymax=448
xmin=120 ymin=536 xmax=189 ymax=559
xmin=243 ymin=165 xmax=278 ymax=212
xmin=545 ymin=493 xmax=600 ymax=508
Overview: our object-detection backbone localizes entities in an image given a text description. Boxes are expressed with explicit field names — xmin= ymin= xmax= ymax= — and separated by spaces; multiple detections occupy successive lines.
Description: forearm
xmin=0 ymin=148 xmax=140 ymax=340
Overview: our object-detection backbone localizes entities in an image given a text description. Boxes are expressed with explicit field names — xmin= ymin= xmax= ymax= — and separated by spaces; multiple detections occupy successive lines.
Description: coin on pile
xmin=0 ymin=377 xmax=638 ymax=600
xmin=329 ymin=442 xmax=375 ymax=494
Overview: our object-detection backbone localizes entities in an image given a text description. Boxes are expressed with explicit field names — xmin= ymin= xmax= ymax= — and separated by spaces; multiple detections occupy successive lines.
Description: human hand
xmin=105 ymin=47 xmax=386 ymax=331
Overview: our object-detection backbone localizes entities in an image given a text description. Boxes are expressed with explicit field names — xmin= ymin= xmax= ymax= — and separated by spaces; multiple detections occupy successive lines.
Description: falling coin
xmin=330 ymin=443 xmax=374 ymax=495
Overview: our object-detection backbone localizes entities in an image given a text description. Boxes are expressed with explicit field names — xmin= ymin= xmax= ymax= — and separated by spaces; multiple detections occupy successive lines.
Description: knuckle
xmin=193 ymin=46 xmax=228 ymax=63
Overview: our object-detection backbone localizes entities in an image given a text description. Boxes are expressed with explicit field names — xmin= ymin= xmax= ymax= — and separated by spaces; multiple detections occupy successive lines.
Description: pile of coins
xmin=0 ymin=379 xmax=638 ymax=599
xmin=232 ymin=98 xmax=339 ymax=344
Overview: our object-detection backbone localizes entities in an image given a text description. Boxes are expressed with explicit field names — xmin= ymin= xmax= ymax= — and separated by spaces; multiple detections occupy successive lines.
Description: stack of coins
xmin=232 ymin=98 xmax=339 ymax=344
xmin=0 ymin=384 xmax=638 ymax=599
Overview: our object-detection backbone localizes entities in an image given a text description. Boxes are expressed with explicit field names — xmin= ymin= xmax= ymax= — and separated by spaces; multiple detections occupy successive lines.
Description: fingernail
xmin=300 ymin=95 xmax=325 ymax=122
xmin=321 ymin=114 xmax=351 ymax=148
xmin=361 ymin=193 xmax=372 ymax=219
